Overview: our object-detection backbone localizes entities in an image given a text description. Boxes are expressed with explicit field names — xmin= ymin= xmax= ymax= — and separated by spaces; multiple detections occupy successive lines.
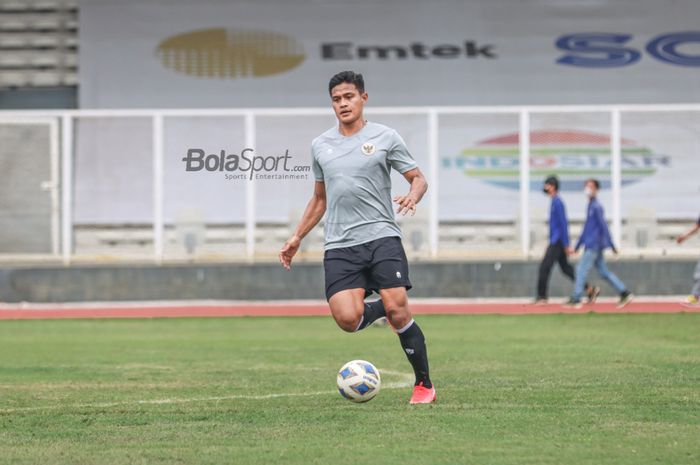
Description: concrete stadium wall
xmin=0 ymin=258 xmax=697 ymax=303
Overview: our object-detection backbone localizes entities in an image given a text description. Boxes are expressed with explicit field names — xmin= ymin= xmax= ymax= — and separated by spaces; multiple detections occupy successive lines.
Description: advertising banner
xmin=79 ymin=0 xmax=700 ymax=108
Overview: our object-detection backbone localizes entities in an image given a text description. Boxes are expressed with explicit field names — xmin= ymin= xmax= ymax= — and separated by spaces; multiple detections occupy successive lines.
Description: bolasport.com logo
xmin=182 ymin=148 xmax=312 ymax=181
xmin=442 ymin=129 xmax=670 ymax=191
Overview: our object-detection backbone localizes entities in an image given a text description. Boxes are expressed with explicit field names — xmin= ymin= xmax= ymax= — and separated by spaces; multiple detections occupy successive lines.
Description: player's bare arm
xmin=279 ymin=181 xmax=326 ymax=270
xmin=677 ymin=223 xmax=700 ymax=244
xmin=393 ymin=167 xmax=428 ymax=216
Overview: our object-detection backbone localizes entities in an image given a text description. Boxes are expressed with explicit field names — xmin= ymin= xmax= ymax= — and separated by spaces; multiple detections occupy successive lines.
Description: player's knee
xmin=387 ymin=311 xmax=411 ymax=329
xmin=333 ymin=310 xmax=362 ymax=332
xmin=336 ymin=317 xmax=360 ymax=332
xmin=384 ymin=302 xmax=411 ymax=328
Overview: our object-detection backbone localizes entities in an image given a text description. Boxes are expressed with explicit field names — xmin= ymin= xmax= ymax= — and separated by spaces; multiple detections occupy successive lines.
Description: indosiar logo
xmin=156 ymin=28 xmax=306 ymax=78
xmin=442 ymin=130 xmax=670 ymax=191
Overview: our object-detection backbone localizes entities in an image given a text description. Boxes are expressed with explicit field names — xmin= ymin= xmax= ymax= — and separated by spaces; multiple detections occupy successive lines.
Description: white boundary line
xmin=0 ymin=370 xmax=413 ymax=414
xmin=0 ymin=296 xmax=689 ymax=310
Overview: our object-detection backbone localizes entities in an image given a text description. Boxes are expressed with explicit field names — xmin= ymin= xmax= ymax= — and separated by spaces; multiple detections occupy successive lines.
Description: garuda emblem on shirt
xmin=361 ymin=143 xmax=376 ymax=155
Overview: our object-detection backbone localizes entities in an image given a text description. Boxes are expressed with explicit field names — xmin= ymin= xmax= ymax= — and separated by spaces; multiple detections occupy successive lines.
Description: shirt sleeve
xmin=575 ymin=204 xmax=588 ymax=251
xmin=556 ymin=200 xmax=570 ymax=247
xmin=597 ymin=204 xmax=616 ymax=250
xmin=311 ymin=142 xmax=324 ymax=182
xmin=387 ymin=130 xmax=418 ymax=174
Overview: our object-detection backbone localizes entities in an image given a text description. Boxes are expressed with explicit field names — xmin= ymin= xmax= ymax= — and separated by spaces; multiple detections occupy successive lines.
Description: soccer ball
xmin=336 ymin=360 xmax=381 ymax=402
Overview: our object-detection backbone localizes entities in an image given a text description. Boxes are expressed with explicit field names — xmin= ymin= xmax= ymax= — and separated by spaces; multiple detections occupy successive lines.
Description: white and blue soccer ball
xmin=336 ymin=360 xmax=381 ymax=402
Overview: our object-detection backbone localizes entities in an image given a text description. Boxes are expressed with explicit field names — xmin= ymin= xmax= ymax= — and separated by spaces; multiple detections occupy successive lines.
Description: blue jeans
xmin=572 ymin=249 xmax=627 ymax=301
xmin=691 ymin=259 xmax=700 ymax=297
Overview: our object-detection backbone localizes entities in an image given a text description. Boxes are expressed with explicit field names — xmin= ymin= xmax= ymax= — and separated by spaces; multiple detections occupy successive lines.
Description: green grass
xmin=0 ymin=314 xmax=699 ymax=465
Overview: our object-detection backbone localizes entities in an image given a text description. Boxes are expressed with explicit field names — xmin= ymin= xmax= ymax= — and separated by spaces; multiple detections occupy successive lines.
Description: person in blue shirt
xmin=535 ymin=176 xmax=597 ymax=304
xmin=675 ymin=215 xmax=700 ymax=306
xmin=566 ymin=179 xmax=634 ymax=308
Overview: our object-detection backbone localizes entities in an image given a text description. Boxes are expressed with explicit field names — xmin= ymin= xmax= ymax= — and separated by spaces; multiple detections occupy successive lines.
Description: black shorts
xmin=323 ymin=236 xmax=412 ymax=300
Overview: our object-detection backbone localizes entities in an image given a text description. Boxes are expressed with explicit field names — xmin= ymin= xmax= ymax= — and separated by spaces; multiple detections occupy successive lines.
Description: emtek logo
xmin=442 ymin=130 xmax=670 ymax=191
xmin=156 ymin=28 xmax=305 ymax=78
xmin=322 ymin=41 xmax=496 ymax=60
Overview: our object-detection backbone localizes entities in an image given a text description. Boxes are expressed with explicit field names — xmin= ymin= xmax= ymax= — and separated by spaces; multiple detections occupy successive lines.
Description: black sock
xmin=355 ymin=300 xmax=387 ymax=331
xmin=397 ymin=320 xmax=432 ymax=388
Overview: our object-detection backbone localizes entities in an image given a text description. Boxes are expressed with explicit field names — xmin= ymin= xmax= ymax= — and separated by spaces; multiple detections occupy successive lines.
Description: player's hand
xmin=393 ymin=194 xmax=417 ymax=216
xmin=279 ymin=235 xmax=301 ymax=270
xmin=677 ymin=234 xmax=686 ymax=244
xmin=565 ymin=246 xmax=574 ymax=256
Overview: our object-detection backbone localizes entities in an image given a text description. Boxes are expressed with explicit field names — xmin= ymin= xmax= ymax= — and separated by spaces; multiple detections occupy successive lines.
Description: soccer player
xmin=675 ymin=216 xmax=700 ymax=306
xmin=535 ymin=175 xmax=598 ymax=304
xmin=279 ymin=71 xmax=436 ymax=404
xmin=565 ymin=179 xmax=634 ymax=309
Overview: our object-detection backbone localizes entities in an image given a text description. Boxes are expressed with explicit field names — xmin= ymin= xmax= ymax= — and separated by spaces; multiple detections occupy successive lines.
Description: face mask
xmin=584 ymin=186 xmax=594 ymax=198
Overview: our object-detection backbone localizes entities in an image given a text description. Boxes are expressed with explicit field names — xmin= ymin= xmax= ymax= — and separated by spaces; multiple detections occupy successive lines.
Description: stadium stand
xmin=0 ymin=0 xmax=77 ymax=88
xmin=64 ymin=218 xmax=695 ymax=262
xmin=0 ymin=1 xmax=697 ymax=264
xmin=0 ymin=0 xmax=77 ymax=109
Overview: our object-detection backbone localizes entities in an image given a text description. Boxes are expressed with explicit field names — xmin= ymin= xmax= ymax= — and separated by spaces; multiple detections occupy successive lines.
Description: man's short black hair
xmin=586 ymin=178 xmax=601 ymax=189
xmin=328 ymin=71 xmax=365 ymax=95
xmin=544 ymin=175 xmax=559 ymax=191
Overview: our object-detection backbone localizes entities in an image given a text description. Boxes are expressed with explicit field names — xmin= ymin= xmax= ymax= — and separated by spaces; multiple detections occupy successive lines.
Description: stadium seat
xmin=0 ymin=1 xmax=77 ymax=88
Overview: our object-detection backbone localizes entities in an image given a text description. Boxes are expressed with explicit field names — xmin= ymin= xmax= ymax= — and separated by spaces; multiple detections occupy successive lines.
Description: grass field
xmin=0 ymin=313 xmax=699 ymax=465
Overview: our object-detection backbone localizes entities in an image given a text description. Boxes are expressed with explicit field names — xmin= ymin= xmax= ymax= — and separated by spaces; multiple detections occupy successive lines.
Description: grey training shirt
xmin=311 ymin=121 xmax=418 ymax=250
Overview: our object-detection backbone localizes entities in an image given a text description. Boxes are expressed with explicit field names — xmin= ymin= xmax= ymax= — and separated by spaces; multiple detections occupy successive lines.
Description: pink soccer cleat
xmin=409 ymin=382 xmax=437 ymax=404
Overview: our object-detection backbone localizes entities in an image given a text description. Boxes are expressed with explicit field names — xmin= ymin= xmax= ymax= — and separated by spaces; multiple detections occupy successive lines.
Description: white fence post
xmin=60 ymin=114 xmax=73 ymax=265
xmin=519 ymin=110 xmax=531 ymax=257
xmin=245 ymin=113 xmax=256 ymax=260
xmin=427 ymin=110 xmax=439 ymax=257
xmin=611 ymin=108 xmax=622 ymax=248
xmin=153 ymin=113 xmax=164 ymax=263
xmin=49 ymin=119 xmax=60 ymax=256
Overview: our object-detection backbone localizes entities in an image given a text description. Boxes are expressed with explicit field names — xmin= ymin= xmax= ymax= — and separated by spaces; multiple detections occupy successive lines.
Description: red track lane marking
xmin=0 ymin=301 xmax=697 ymax=320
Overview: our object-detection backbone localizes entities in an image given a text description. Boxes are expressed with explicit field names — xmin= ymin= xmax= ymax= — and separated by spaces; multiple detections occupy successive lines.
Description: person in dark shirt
xmin=535 ymin=176 xmax=598 ymax=304
xmin=566 ymin=179 xmax=633 ymax=308
xmin=676 ymin=215 xmax=700 ymax=306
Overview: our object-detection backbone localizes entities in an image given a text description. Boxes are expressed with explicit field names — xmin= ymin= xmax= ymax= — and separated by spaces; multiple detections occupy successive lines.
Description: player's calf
xmin=354 ymin=300 xmax=387 ymax=331
xmin=379 ymin=288 xmax=433 ymax=392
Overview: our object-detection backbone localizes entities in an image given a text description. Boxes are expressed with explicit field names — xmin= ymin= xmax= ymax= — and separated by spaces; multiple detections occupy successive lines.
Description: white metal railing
xmin=1 ymin=103 xmax=699 ymax=264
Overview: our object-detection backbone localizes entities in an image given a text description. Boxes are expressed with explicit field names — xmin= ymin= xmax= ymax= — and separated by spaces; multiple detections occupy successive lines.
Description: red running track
xmin=0 ymin=299 xmax=697 ymax=320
